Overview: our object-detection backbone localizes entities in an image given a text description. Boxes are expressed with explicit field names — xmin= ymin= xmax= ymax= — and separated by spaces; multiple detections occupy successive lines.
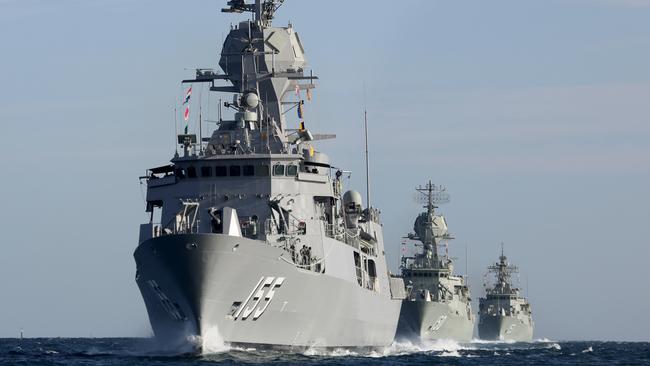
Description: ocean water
xmin=1 ymin=338 xmax=648 ymax=366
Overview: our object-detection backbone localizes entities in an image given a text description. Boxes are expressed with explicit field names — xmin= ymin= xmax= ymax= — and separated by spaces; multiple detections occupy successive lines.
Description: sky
xmin=0 ymin=0 xmax=649 ymax=341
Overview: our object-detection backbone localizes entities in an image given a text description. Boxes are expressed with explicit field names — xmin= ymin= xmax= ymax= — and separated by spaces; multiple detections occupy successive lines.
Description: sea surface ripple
xmin=1 ymin=338 xmax=648 ymax=365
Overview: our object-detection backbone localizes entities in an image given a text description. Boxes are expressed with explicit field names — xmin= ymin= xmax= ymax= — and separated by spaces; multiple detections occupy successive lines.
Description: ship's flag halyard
xmin=297 ymin=101 xmax=304 ymax=119
xmin=183 ymin=87 xmax=192 ymax=105
xmin=183 ymin=86 xmax=191 ymax=134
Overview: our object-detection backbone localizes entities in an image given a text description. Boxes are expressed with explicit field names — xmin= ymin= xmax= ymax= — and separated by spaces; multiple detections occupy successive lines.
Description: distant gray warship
xmin=134 ymin=0 xmax=402 ymax=349
xmin=395 ymin=182 xmax=474 ymax=342
xmin=478 ymin=246 xmax=533 ymax=341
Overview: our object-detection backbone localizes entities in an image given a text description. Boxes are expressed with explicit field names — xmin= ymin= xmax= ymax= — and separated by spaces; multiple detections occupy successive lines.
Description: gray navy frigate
xmin=134 ymin=0 xmax=403 ymax=349
xmin=478 ymin=246 xmax=533 ymax=341
xmin=395 ymin=182 xmax=474 ymax=342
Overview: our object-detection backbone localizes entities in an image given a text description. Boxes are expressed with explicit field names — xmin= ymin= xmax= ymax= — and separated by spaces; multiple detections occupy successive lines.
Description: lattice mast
xmin=413 ymin=180 xmax=450 ymax=259
xmin=487 ymin=244 xmax=519 ymax=293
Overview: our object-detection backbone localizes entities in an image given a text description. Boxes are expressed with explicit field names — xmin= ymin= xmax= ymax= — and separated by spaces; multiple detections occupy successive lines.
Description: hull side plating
xmin=478 ymin=315 xmax=533 ymax=342
xmin=135 ymin=234 xmax=400 ymax=348
xmin=396 ymin=301 xmax=474 ymax=342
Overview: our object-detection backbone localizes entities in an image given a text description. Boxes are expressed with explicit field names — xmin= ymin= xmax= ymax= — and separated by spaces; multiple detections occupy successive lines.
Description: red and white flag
xmin=184 ymin=105 xmax=190 ymax=121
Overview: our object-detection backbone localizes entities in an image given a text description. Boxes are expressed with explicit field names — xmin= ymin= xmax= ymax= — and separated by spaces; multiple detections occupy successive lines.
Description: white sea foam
xmin=439 ymin=350 xmax=461 ymax=357
xmin=196 ymin=326 xmax=231 ymax=354
xmin=581 ymin=346 xmax=593 ymax=353
xmin=470 ymin=338 xmax=515 ymax=345
xmin=304 ymin=339 xmax=471 ymax=358
xmin=534 ymin=338 xmax=554 ymax=343
xmin=381 ymin=338 xmax=470 ymax=357
xmin=548 ymin=343 xmax=562 ymax=350
xmin=303 ymin=347 xmax=360 ymax=357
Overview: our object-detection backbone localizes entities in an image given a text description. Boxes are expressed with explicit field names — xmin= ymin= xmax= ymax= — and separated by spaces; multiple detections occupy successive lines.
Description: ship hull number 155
xmin=233 ymin=276 xmax=285 ymax=320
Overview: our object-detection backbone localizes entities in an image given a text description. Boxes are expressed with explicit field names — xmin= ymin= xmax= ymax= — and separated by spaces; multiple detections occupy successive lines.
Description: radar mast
xmin=486 ymin=244 xmax=519 ymax=293
xmin=413 ymin=181 xmax=450 ymax=259
xmin=222 ymin=0 xmax=285 ymax=27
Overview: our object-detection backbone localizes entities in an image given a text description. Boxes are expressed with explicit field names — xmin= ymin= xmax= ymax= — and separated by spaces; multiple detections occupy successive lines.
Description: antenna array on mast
xmin=413 ymin=181 xmax=450 ymax=209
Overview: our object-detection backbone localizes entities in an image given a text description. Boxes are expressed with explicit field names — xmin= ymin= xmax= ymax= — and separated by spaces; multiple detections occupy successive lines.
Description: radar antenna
xmin=487 ymin=243 xmax=519 ymax=292
xmin=222 ymin=0 xmax=285 ymax=26
xmin=413 ymin=180 xmax=449 ymax=215
xmin=409 ymin=181 xmax=451 ymax=258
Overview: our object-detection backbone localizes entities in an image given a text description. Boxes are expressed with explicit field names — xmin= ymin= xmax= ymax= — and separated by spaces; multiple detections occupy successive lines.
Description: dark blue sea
xmin=2 ymin=338 xmax=648 ymax=365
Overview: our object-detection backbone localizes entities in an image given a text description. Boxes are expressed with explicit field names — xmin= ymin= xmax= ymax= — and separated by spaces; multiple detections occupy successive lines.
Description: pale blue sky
xmin=0 ymin=0 xmax=648 ymax=341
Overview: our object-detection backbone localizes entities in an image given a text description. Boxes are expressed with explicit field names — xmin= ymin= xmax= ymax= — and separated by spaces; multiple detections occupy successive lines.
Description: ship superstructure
xmin=478 ymin=246 xmax=533 ymax=341
xmin=395 ymin=182 xmax=474 ymax=342
xmin=134 ymin=0 xmax=402 ymax=349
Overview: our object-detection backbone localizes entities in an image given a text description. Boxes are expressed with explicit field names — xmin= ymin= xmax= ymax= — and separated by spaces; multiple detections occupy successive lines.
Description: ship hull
xmin=395 ymin=300 xmax=474 ymax=342
xmin=134 ymin=234 xmax=401 ymax=349
xmin=478 ymin=315 xmax=533 ymax=342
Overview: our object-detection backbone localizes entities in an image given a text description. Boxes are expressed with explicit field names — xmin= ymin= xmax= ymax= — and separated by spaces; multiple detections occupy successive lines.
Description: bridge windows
xmin=229 ymin=165 xmax=241 ymax=177
xmin=272 ymin=164 xmax=299 ymax=177
xmin=175 ymin=163 xmax=280 ymax=179
xmin=273 ymin=164 xmax=285 ymax=176
xmin=243 ymin=165 xmax=255 ymax=176
xmin=255 ymin=165 xmax=269 ymax=176
xmin=215 ymin=166 xmax=228 ymax=177
xmin=201 ymin=166 xmax=212 ymax=177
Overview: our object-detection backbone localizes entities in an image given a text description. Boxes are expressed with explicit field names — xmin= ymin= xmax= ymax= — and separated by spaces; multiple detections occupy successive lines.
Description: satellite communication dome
xmin=244 ymin=93 xmax=259 ymax=108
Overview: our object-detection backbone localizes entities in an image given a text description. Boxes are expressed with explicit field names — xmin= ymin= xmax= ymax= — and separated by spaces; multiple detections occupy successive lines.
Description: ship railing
xmin=264 ymin=217 xmax=306 ymax=237
xmin=264 ymin=218 xmax=278 ymax=235
xmin=362 ymin=207 xmax=381 ymax=224
xmin=139 ymin=217 xmax=201 ymax=244
xmin=266 ymin=234 xmax=324 ymax=273
xmin=139 ymin=222 xmax=162 ymax=244
xmin=324 ymin=223 xmax=337 ymax=238
xmin=174 ymin=220 xmax=201 ymax=234
xmin=324 ymin=223 xmax=377 ymax=256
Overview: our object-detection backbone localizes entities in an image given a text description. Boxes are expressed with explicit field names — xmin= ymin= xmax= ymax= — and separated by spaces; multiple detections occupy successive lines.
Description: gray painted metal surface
xmin=478 ymin=248 xmax=534 ymax=341
xmin=396 ymin=300 xmax=474 ymax=342
xmin=477 ymin=314 xmax=533 ymax=342
xmin=395 ymin=182 xmax=474 ymax=342
xmin=134 ymin=0 xmax=402 ymax=349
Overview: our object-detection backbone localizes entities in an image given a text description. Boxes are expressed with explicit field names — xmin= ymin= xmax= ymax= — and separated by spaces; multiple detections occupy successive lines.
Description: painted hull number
xmin=234 ymin=276 xmax=285 ymax=320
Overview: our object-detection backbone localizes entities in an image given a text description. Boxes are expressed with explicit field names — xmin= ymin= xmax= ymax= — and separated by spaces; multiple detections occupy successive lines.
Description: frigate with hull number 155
xmin=134 ymin=0 xmax=403 ymax=350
